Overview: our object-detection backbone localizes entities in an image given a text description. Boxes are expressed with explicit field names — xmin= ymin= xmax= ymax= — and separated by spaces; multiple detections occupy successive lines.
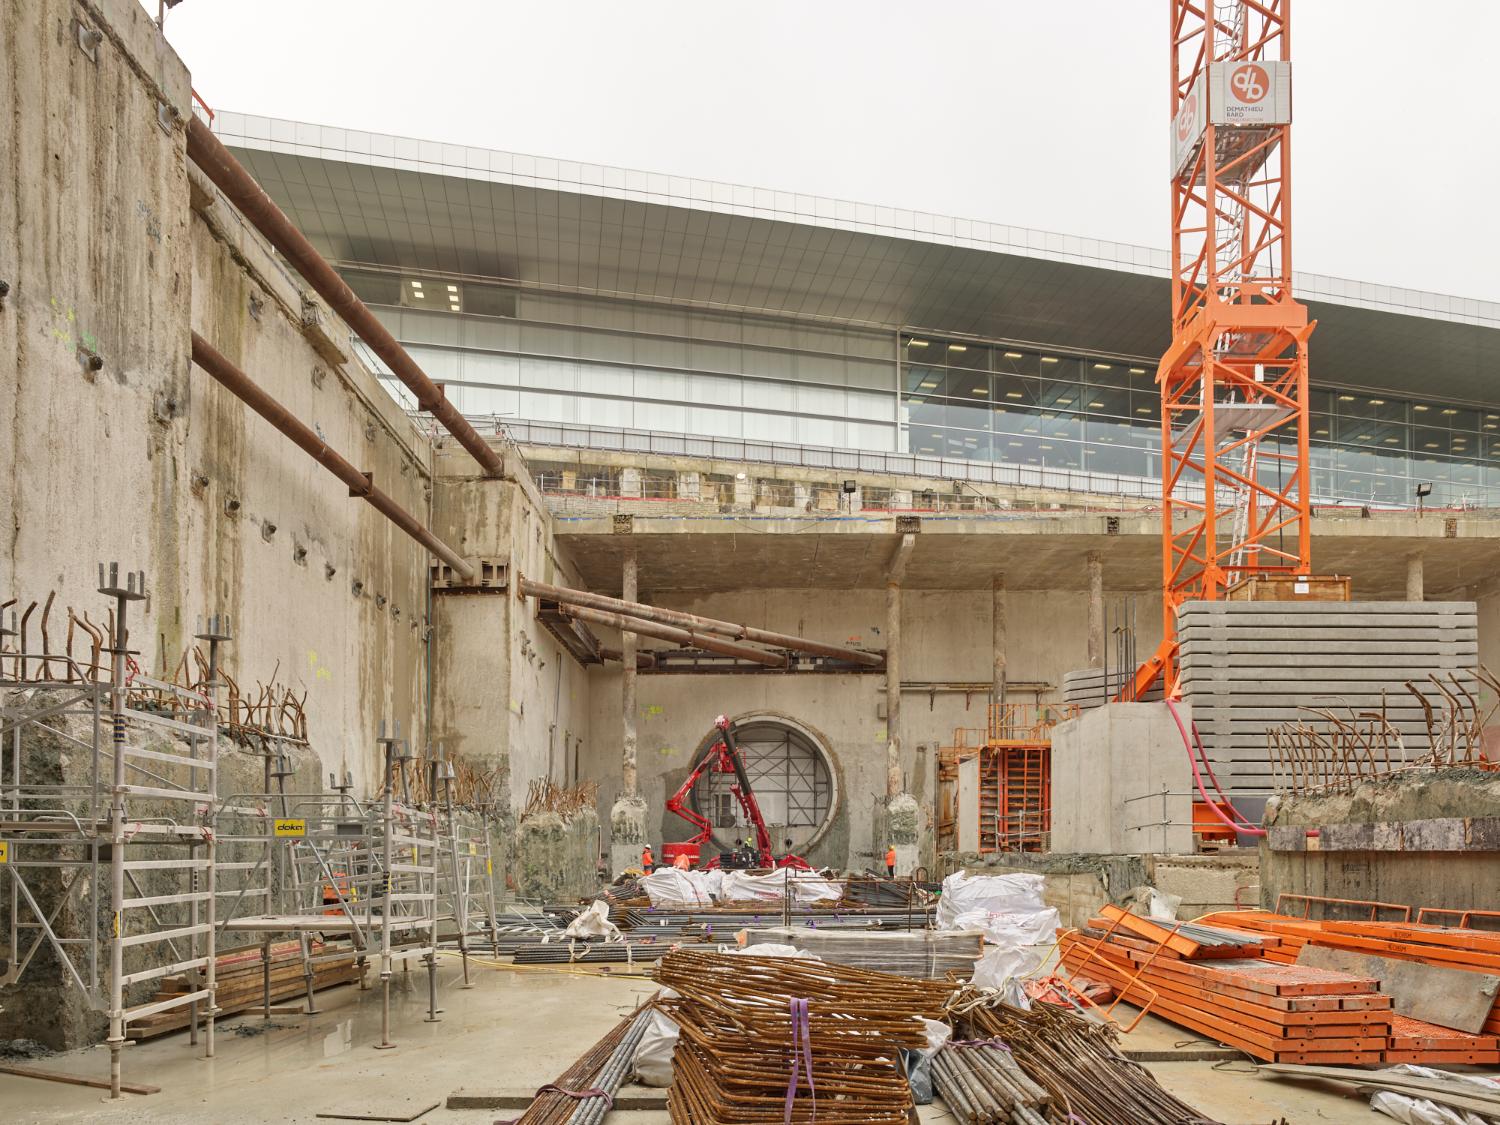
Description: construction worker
xmin=673 ymin=851 xmax=691 ymax=870
xmin=641 ymin=843 xmax=654 ymax=873
xmin=885 ymin=843 xmax=897 ymax=878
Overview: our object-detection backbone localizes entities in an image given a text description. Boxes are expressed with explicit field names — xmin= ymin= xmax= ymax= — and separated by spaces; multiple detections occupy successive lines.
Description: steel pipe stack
xmin=931 ymin=1041 xmax=1049 ymax=1124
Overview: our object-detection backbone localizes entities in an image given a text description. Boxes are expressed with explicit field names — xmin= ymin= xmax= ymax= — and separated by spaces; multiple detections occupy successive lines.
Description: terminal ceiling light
xmin=948 ymin=343 xmax=967 ymax=352
xmin=1385 ymin=437 xmax=1400 ymax=444
xmin=1136 ymin=407 xmax=1152 ymax=415
xmin=1486 ymin=424 xmax=1498 ymax=431
xmin=1424 ymin=442 xmax=1439 ymax=449
xmin=1089 ymin=400 xmax=1104 ymax=408
xmin=1041 ymin=356 xmax=1059 ymax=364
xmin=1337 ymin=394 xmax=1356 ymax=402
xmin=1442 ymin=408 xmax=1459 ymax=415
xmin=909 ymin=339 xmax=929 ymax=348
xmin=1005 ymin=391 xmax=1023 ymax=400
xmin=1003 ymin=351 xmax=1023 ymax=359
xmin=1092 ymin=363 xmax=1112 ymax=370
xmin=1413 ymin=404 xmax=1429 ymax=412
xmin=1368 ymin=398 xmax=1385 ymax=405
xmin=1128 ymin=367 xmax=1146 ymax=375
xmin=447 ymin=284 xmax=458 ymax=293
xmin=970 ymin=387 xmax=988 ymax=396
xmin=1055 ymin=398 xmax=1072 ymax=405
xmin=919 ymin=380 xmax=937 ymax=389
xmin=1487 ymin=414 xmax=1499 ymax=420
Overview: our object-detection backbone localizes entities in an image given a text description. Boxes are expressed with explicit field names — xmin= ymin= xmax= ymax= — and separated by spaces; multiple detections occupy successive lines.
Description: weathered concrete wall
xmin=1 ymin=0 xmax=430 ymax=793
xmin=430 ymin=450 xmax=594 ymax=889
xmin=515 ymin=807 xmax=600 ymax=902
xmin=1260 ymin=770 xmax=1500 ymax=916
xmin=572 ymin=587 xmax=1127 ymax=871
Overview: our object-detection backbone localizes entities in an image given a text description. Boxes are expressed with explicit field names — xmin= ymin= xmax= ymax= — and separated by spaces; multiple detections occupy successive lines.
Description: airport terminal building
xmin=218 ymin=111 xmax=1498 ymax=512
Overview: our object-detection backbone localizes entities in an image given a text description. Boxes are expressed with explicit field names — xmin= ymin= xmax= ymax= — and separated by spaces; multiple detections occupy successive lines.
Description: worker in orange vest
xmin=885 ymin=844 xmax=896 ymax=878
xmin=641 ymin=844 xmax=654 ymax=873
xmin=673 ymin=851 xmax=691 ymax=870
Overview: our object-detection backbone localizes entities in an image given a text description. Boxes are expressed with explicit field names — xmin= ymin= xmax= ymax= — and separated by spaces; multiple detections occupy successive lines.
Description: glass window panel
xmin=994 ymin=350 xmax=1041 ymax=378
xmin=633 ymin=336 xmax=689 ymax=367
xmin=520 ymin=390 xmax=575 ymax=423
xmin=687 ymin=406 xmax=743 ymax=438
xmin=902 ymin=336 xmax=938 ymax=365
xmin=743 ymin=380 xmax=795 ymax=411
xmin=910 ymin=427 xmax=948 ymax=456
xmin=797 ymin=416 xmax=845 ymax=446
xmin=521 ymin=324 xmax=577 ymax=355
xmin=577 ymin=397 xmax=632 ymax=426
xmin=905 ymin=395 xmax=946 ymax=430
xmin=741 ymin=413 xmax=784 ymax=441
xmin=904 ymin=364 xmax=947 ymax=396
xmin=850 ymin=421 xmax=896 ymax=451
xmin=796 ymin=352 xmax=845 ymax=384
xmin=944 ymin=397 xmax=992 ymax=432
xmin=463 ymin=317 xmax=520 ymax=351
xmin=1085 ymin=383 xmax=1131 ymax=418
xmin=688 ymin=373 xmax=743 ymax=407
xmin=994 ymin=372 xmax=1041 ymax=409
xmin=942 ymin=429 xmax=992 ymax=460
xmin=579 ymin=363 xmax=633 ymax=397
xmin=797 ymin=384 xmax=846 ymax=417
xmin=637 ymin=402 xmax=685 ymax=432
xmin=945 ymin=370 xmax=991 ymax=403
xmin=635 ymin=368 xmax=687 ymax=400
xmin=460 ymin=351 xmax=520 ymax=387
xmin=847 ymin=389 xmax=894 ymax=421
xmin=848 ymin=359 xmax=894 ymax=392
xmin=689 ymin=340 xmax=741 ymax=373
xmin=940 ymin=341 xmax=989 ymax=370
xmin=402 ymin=311 xmax=460 ymax=346
xmin=406 ymin=345 xmax=458 ymax=380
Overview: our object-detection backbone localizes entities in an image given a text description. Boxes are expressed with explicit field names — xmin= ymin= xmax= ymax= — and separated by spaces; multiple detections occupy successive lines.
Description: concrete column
xmin=677 ymin=470 xmax=700 ymax=501
xmin=1086 ymin=551 xmax=1104 ymax=669
xmin=1406 ymin=552 xmax=1424 ymax=602
xmin=621 ymin=549 xmax=638 ymax=796
xmin=886 ymin=577 xmax=903 ymax=799
xmin=991 ymin=573 xmax=1007 ymax=716
xmin=884 ymin=535 xmax=918 ymax=876
xmin=610 ymin=548 xmax=648 ymax=875
xmin=619 ymin=467 xmax=641 ymax=499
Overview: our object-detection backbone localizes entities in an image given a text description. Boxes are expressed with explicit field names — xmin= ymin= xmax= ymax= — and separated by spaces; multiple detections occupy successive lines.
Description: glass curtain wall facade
xmin=342 ymin=267 xmax=1498 ymax=509
xmin=902 ymin=334 xmax=1499 ymax=508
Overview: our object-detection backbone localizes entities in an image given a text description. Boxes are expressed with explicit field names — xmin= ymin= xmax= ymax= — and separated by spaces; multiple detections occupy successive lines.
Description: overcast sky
xmin=156 ymin=1 xmax=1498 ymax=303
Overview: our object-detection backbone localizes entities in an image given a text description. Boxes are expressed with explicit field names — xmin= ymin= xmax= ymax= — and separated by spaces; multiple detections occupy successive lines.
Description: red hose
xmin=1165 ymin=698 xmax=1267 ymax=838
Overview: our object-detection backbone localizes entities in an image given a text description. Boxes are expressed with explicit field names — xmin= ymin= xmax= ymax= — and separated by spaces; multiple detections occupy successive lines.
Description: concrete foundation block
xmin=609 ymin=794 xmax=648 ymax=877
xmin=517 ymin=807 xmax=600 ymax=900
xmin=1050 ymin=703 xmax=1194 ymax=855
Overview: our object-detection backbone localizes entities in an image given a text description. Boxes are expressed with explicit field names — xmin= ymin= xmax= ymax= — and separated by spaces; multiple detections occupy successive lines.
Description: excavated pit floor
xmin=1 ymin=962 xmax=1390 ymax=1123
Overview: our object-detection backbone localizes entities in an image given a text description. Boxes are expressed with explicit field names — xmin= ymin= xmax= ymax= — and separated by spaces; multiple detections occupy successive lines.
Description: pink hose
xmin=1164 ymin=698 xmax=1267 ymax=838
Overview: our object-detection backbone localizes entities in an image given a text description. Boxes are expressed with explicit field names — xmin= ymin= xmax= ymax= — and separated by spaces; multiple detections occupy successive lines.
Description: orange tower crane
xmin=1134 ymin=0 xmax=1314 ymax=699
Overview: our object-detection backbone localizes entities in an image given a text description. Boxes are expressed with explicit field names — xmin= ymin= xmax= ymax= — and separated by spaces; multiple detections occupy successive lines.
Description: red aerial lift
xmin=663 ymin=715 xmax=809 ymax=870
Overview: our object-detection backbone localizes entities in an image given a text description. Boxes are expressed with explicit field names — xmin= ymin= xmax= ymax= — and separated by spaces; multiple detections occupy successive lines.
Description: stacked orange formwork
xmin=1198 ymin=910 xmax=1500 ymax=1063
xmin=1059 ymin=906 xmax=1391 ymax=1064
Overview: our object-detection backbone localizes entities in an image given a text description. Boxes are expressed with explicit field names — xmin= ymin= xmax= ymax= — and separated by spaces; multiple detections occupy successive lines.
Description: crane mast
xmin=1139 ymin=0 xmax=1313 ymax=696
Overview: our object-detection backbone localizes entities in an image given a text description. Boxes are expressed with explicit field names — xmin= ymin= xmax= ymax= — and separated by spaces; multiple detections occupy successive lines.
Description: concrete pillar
xmin=890 ymin=489 xmax=913 ymax=510
xmin=1406 ymin=552 xmax=1424 ymax=602
xmin=884 ymin=535 xmax=918 ymax=876
xmin=610 ymin=548 xmax=647 ymax=875
xmin=991 ymin=573 xmax=1007 ymax=718
xmin=1086 ymin=551 xmax=1104 ymax=669
xmin=793 ymin=481 xmax=810 ymax=510
xmin=886 ymin=577 xmax=903 ymax=800
xmin=619 ymin=467 xmax=641 ymax=498
xmin=733 ymin=474 xmax=753 ymax=508
xmin=677 ymin=470 xmax=700 ymax=501
xmin=621 ymin=549 xmax=638 ymax=796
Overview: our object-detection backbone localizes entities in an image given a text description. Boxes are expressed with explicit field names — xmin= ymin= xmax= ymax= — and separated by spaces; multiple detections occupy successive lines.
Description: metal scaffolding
xmin=1 ymin=565 xmax=228 ymax=1098
xmin=1 ymin=566 xmax=505 ymax=1097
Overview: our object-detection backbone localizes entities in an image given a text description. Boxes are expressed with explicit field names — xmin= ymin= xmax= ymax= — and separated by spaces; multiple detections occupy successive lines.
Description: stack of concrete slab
xmin=1178 ymin=600 xmax=1479 ymax=798
xmin=1062 ymin=667 xmax=1164 ymax=708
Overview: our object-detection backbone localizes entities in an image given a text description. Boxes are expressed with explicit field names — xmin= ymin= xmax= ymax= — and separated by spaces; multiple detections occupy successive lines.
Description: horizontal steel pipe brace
xmin=185 ymin=117 xmax=503 ymax=477
xmin=519 ymin=577 xmax=880 ymax=666
xmin=190 ymin=332 xmax=475 ymax=581
xmin=560 ymin=605 xmax=787 ymax=668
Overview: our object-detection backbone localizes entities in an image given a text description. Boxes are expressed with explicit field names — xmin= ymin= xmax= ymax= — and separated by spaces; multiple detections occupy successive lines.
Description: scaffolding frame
xmin=0 ymin=566 xmax=228 ymax=1098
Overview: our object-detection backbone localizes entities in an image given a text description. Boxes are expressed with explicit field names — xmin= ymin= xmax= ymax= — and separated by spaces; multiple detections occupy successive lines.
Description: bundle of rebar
xmin=655 ymin=948 xmax=954 ymax=1124
xmin=521 ymin=777 xmax=600 ymax=820
xmin=506 ymin=1004 xmax=653 ymax=1125
xmin=950 ymin=989 xmax=1221 ymax=1125
xmin=931 ymin=1040 xmax=1050 ymax=1125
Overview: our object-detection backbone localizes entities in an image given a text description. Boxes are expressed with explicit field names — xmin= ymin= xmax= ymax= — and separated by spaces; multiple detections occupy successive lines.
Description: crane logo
xmin=1230 ymin=63 xmax=1269 ymax=104
xmin=1175 ymin=91 xmax=1199 ymax=142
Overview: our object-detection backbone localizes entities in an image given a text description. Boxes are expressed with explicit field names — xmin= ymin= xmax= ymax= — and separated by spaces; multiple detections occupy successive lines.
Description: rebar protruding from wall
xmin=190 ymin=331 xmax=474 ymax=581
xmin=519 ymin=576 xmax=881 ymax=666
xmin=185 ymin=116 xmax=504 ymax=478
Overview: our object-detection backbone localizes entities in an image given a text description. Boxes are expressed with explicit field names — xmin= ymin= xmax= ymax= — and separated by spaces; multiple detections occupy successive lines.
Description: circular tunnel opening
xmin=687 ymin=713 xmax=839 ymax=855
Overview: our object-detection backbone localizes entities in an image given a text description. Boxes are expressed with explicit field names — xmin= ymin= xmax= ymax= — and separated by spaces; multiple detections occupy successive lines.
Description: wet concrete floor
xmin=0 ymin=961 xmax=1390 ymax=1123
